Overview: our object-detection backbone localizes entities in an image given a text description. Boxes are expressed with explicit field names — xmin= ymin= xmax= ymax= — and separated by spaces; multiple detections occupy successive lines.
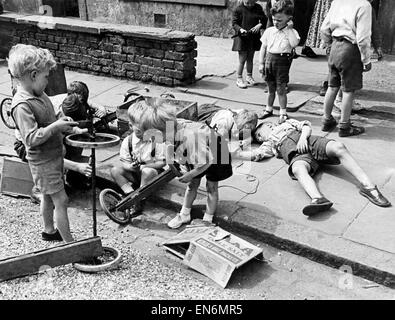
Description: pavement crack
xmin=195 ymin=71 xmax=236 ymax=82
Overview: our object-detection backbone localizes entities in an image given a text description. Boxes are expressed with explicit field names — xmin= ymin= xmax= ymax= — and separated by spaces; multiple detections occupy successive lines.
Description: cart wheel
xmin=99 ymin=189 xmax=130 ymax=225
xmin=1 ymin=98 xmax=16 ymax=129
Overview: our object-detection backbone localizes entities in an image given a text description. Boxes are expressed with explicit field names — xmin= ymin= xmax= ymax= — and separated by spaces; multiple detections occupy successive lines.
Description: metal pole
xmin=91 ymin=148 xmax=97 ymax=237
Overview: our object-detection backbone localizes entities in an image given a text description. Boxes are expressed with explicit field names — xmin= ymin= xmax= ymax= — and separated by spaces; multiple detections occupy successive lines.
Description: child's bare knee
xmin=291 ymin=161 xmax=309 ymax=176
xmin=141 ymin=167 xmax=157 ymax=180
xmin=332 ymin=141 xmax=347 ymax=156
xmin=187 ymin=179 xmax=200 ymax=192
xmin=110 ymin=166 xmax=122 ymax=179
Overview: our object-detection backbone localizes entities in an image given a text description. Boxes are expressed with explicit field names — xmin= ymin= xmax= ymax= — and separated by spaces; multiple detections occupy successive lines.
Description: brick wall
xmin=0 ymin=12 xmax=197 ymax=86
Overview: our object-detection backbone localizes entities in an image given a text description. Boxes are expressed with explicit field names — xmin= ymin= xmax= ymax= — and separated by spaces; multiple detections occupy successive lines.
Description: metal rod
xmin=91 ymin=148 xmax=97 ymax=237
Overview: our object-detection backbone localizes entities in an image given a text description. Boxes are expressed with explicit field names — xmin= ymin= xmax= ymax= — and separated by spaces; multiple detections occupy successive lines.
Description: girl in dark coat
xmin=232 ymin=0 xmax=266 ymax=88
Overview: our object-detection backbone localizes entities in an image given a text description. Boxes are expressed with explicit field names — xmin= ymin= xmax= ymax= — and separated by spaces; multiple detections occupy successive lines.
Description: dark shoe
xmin=338 ymin=123 xmax=365 ymax=137
xmin=301 ymin=46 xmax=317 ymax=58
xmin=359 ymin=185 xmax=391 ymax=207
xmin=319 ymin=81 xmax=328 ymax=96
xmin=302 ymin=197 xmax=333 ymax=216
xmin=257 ymin=110 xmax=273 ymax=120
xmin=321 ymin=116 xmax=337 ymax=132
xmin=42 ymin=229 xmax=63 ymax=241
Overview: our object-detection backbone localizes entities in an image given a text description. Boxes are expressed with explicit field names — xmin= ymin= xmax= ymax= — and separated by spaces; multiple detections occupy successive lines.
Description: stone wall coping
xmin=0 ymin=11 xmax=195 ymax=41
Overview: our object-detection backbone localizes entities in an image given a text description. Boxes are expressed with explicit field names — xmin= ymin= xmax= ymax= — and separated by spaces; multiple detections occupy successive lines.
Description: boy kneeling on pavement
xmin=237 ymin=118 xmax=391 ymax=215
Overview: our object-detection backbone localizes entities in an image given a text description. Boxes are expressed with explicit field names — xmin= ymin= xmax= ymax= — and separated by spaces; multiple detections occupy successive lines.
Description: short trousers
xmin=328 ymin=38 xmax=363 ymax=92
xmin=264 ymin=53 xmax=292 ymax=94
xmin=278 ymin=131 xmax=340 ymax=180
xmin=29 ymin=157 xmax=65 ymax=195
xmin=193 ymin=135 xmax=233 ymax=182
xmin=194 ymin=163 xmax=233 ymax=182
xmin=126 ymin=167 xmax=165 ymax=189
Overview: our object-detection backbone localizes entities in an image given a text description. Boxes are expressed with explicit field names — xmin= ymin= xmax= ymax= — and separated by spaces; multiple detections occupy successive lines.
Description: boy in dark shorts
xmin=237 ymin=118 xmax=391 ymax=215
xmin=320 ymin=0 xmax=372 ymax=137
xmin=258 ymin=0 xmax=300 ymax=123
xmin=128 ymin=100 xmax=233 ymax=229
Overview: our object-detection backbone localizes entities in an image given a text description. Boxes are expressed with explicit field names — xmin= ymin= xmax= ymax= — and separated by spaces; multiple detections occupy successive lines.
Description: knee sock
xmin=203 ymin=213 xmax=214 ymax=223
xmin=121 ymin=183 xmax=134 ymax=194
xmin=265 ymin=105 xmax=273 ymax=112
xmin=180 ymin=206 xmax=191 ymax=218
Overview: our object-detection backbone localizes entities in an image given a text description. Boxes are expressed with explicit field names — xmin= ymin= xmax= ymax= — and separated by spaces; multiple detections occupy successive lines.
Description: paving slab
xmin=182 ymin=76 xmax=316 ymax=110
xmin=343 ymin=170 xmax=395 ymax=254
xmin=64 ymin=70 xmax=125 ymax=98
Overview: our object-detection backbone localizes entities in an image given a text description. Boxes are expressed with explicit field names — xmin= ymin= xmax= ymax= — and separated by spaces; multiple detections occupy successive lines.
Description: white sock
xmin=180 ymin=206 xmax=191 ymax=217
xmin=121 ymin=183 xmax=134 ymax=194
xmin=265 ymin=106 xmax=273 ymax=112
xmin=279 ymin=108 xmax=287 ymax=116
xmin=203 ymin=213 xmax=214 ymax=223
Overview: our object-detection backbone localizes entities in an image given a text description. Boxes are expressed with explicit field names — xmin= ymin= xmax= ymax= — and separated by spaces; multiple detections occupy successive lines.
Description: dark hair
xmin=61 ymin=93 xmax=88 ymax=120
xmin=67 ymin=81 xmax=89 ymax=103
xmin=270 ymin=0 xmax=294 ymax=16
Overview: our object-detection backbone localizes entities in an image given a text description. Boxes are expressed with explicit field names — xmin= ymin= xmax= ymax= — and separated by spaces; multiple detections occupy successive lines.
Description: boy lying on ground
xmin=236 ymin=118 xmax=391 ymax=215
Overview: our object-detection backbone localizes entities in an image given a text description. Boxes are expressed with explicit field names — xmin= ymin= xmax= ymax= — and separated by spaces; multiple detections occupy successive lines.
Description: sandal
xmin=339 ymin=123 xmax=365 ymax=137
xmin=302 ymin=197 xmax=333 ymax=216
xmin=359 ymin=185 xmax=391 ymax=207
xmin=257 ymin=110 xmax=273 ymax=120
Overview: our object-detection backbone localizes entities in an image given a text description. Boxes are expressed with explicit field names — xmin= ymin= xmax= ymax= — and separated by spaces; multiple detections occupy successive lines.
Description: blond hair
xmin=234 ymin=110 xmax=258 ymax=132
xmin=127 ymin=98 xmax=177 ymax=133
xmin=7 ymin=44 xmax=56 ymax=79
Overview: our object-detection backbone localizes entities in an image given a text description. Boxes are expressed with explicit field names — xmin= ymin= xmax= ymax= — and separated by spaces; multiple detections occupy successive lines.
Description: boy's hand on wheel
xmin=54 ymin=117 xmax=79 ymax=133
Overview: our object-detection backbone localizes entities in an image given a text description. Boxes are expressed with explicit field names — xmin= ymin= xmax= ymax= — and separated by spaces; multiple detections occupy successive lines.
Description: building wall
xmin=0 ymin=13 xmax=197 ymax=86
xmin=85 ymin=0 xmax=241 ymax=37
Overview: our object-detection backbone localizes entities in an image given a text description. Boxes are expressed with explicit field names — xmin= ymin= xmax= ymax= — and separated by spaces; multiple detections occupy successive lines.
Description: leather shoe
xmin=359 ymin=185 xmax=391 ymax=207
xmin=303 ymin=197 xmax=333 ymax=216
xmin=42 ymin=229 xmax=63 ymax=241
xmin=321 ymin=116 xmax=337 ymax=132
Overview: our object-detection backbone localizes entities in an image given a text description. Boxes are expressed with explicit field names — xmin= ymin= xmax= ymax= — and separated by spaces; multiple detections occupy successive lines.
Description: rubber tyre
xmin=99 ymin=188 xmax=130 ymax=225
xmin=73 ymin=246 xmax=122 ymax=273
xmin=1 ymin=97 xmax=16 ymax=129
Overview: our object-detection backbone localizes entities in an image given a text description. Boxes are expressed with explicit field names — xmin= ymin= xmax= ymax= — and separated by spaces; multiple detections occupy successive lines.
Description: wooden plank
xmin=0 ymin=237 xmax=103 ymax=282
xmin=0 ymin=157 xmax=34 ymax=197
